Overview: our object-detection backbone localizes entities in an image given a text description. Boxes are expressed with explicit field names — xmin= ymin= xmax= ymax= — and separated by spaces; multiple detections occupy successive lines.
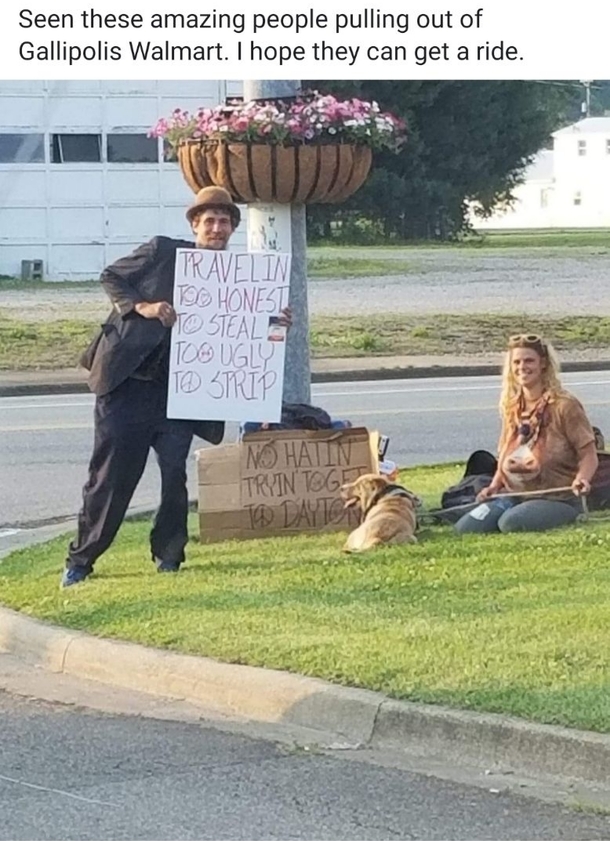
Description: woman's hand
xmin=476 ymin=484 xmax=502 ymax=503
xmin=572 ymin=442 xmax=598 ymax=496
xmin=572 ymin=477 xmax=592 ymax=496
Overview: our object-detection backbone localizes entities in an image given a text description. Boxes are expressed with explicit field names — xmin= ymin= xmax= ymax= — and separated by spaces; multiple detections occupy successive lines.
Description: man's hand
xmin=279 ymin=306 xmax=293 ymax=330
xmin=134 ymin=301 xmax=176 ymax=328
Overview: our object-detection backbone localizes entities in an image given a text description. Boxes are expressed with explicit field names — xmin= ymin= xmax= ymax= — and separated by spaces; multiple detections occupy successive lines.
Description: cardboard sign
xmin=197 ymin=427 xmax=379 ymax=543
xmin=167 ymin=248 xmax=291 ymax=423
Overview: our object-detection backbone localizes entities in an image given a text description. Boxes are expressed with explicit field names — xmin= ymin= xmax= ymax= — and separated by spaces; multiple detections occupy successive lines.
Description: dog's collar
xmin=361 ymin=484 xmax=413 ymax=521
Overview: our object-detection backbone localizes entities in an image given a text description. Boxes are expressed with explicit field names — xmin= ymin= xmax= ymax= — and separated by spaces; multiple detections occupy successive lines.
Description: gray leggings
xmin=455 ymin=497 xmax=584 ymax=534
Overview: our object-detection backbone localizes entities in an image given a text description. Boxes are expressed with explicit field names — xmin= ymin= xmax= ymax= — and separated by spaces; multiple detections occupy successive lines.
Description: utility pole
xmin=243 ymin=80 xmax=311 ymax=404
xmin=580 ymin=80 xmax=592 ymax=118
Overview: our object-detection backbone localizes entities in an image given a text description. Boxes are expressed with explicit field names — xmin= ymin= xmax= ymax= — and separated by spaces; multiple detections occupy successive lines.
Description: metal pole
xmin=580 ymin=80 xmax=592 ymax=118
xmin=243 ymin=80 xmax=311 ymax=404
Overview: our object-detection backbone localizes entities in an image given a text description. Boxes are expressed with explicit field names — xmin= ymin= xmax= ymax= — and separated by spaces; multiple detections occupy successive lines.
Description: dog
xmin=340 ymin=473 xmax=419 ymax=553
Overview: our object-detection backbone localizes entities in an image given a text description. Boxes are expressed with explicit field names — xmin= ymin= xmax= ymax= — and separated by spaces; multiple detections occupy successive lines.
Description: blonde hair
xmin=499 ymin=335 xmax=565 ymax=419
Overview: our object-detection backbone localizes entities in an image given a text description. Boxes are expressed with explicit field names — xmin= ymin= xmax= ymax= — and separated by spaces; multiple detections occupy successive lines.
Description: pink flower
xmin=152 ymin=92 xmax=406 ymax=152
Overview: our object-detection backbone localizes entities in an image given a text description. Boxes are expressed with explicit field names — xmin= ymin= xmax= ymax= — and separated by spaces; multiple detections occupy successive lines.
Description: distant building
xmin=0 ymin=80 xmax=245 ymax=280
xmin=470 ymin=117 xmax=610 ymax=230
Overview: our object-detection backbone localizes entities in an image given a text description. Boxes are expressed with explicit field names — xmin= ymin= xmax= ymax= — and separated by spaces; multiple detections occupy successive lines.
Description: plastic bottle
xmin=379 ymin=459 xmax=398 ymax=482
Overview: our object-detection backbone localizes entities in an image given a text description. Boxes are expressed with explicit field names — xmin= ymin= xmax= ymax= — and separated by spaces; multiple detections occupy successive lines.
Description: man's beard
xmin=198 ymin=238 xmax=227 ymax=250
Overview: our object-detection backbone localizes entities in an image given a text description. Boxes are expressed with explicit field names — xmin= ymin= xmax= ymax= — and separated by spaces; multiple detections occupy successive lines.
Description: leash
xmin=420 ymin=485 xmax=590 ymax=524
xmin=362 ymin=484 xmax=416 ymax=521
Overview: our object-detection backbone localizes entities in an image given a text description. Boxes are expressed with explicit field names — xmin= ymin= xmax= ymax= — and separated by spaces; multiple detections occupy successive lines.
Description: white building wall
xmin=0 ymin=80 xmax=246 ymax=280
xmin=550 ymin=128 xmax=610 ymax=227
xmin=470 ymin=118 xmax=610 ymax=230
xmin=471 ymin=181 xmax=556 ymax=230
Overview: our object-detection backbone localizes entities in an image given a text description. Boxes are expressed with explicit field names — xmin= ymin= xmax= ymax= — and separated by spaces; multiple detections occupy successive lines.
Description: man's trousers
xmin=66 ymin=378 xmax=193 ymax=572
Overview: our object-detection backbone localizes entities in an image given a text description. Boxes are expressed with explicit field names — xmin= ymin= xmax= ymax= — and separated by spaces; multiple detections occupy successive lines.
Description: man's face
xmin=191 ymin=208 xmax=234 ymax=250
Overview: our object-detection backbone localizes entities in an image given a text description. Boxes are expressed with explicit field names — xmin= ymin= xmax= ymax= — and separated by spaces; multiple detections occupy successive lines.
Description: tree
xmin=305 ymin=81 xmax=572 ymax=241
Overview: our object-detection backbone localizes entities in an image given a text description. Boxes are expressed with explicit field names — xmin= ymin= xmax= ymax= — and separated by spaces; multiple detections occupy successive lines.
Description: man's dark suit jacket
xmin=81 ymin=235 xmax=224 ymax=445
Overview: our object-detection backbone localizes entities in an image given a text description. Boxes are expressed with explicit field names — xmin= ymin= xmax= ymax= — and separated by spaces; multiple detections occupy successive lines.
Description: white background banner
xmin=1 ymin=0 xmax=609 ymax=80
xmin=167 ymin=249 xmax=291 ymax=423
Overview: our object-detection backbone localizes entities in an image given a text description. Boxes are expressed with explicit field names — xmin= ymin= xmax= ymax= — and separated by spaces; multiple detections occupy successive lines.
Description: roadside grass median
xmin=3 ymin=312 xmax=610 ymax=370
xmin=310 ymin=314 xmax=610 ymax=358
xmin=0 ymin=314 xmax=97 ymax=369
xmin=1 ymin=463 xmax=610 ymax=733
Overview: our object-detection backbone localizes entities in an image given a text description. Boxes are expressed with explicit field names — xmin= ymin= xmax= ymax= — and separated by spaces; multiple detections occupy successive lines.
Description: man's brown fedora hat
xmin=185 ymin=186 xmax=241 ymax=227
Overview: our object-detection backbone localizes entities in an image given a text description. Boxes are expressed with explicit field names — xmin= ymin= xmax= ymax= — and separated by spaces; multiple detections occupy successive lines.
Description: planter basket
xmin=178 ymin=140 xmax=372 ymax=204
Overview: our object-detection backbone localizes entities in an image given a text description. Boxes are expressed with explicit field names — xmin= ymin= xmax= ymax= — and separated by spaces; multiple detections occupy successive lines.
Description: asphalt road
xmin=2 ymin=688 xmax=610 ymax=841
xmin=2 ymin=373 xmax=610 ymax=535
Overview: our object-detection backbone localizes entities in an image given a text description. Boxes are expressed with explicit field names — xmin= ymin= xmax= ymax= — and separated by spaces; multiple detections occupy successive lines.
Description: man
xmin=62 ymin=186 xmax=291 ymax=588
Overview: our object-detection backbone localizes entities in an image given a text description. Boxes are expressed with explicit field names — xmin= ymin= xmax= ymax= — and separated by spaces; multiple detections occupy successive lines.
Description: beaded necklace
xmin=515 ymin=390 xmax=550 ymax=446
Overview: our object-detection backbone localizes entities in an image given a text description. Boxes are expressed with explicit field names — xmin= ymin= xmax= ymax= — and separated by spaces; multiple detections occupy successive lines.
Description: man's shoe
xmin=60 ymin=566 xmax=90 ymax=589
xmin=155 ymin=558 xmax=181 ymax=573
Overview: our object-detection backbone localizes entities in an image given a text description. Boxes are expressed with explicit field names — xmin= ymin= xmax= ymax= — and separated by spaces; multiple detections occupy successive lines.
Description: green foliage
xmin=306 ymin=81 xmax=573 ymax=241
xmin=556 ymin=80 xmax=610 ymax=123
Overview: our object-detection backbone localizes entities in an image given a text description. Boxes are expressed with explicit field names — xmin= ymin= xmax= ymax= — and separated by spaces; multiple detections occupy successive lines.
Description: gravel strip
xmin=2 ymin=248 xmax=610 ymax=320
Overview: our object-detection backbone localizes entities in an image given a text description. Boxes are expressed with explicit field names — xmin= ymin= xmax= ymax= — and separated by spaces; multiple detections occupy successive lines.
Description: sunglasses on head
xmin=508 ymin=333 xmax=547 ymax=354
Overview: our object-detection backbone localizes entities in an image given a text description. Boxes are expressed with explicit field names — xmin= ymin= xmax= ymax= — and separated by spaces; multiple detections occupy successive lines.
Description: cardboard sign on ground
xmin=196 ymin=427 xmax=379 ymax=542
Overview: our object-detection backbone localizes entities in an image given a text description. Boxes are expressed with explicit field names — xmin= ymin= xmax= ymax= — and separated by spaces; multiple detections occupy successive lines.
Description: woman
xmin=455 ymin=334 xmax=598 ymax=534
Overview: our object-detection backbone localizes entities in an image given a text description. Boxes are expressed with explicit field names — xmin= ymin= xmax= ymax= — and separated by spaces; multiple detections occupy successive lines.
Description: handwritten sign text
xmin=168 ymin=249 xmax=291 ymax=422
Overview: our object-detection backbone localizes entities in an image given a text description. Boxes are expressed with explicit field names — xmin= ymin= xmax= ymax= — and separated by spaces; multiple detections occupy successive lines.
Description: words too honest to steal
xmin=168 ymin=250 xmax=290 ymax=422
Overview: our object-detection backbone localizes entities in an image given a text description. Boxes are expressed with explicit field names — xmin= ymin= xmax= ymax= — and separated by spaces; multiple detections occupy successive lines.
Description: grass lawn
xmin=0 ymin=315 xmax=97 ymax=369
xmin=308 ymin=255 xmax=418 ymax=278
xmin=308 ymin=230 xmax=610 ymax=255
xmin=310 ymin=314 xmax=610 ymax=357
xmin=3 ymin=312 xmax=610 ymax=370
xmin=466 ymin=229 xmax=610 ymax=249
xmin=2 ymin=463 xmax=610 ymax=733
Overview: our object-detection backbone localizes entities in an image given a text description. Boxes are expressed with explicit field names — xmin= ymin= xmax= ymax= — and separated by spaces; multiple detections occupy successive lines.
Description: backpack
xmin=463 ymin=449 xmax=498 ymax=477
xmin=441 ymin=473 xmax=496 ymax=510
xmin=280 ymin=402 xmax=332 ymax=430
xmin=438 ymin=474 xmax=496 ymax=522
xmin=240 ymin=402 xmax=333 ymax=438
xmin=433 ymin=450 xmax=498 ymax=524
xmin=589 ymin=444 xmax=610 ymax=511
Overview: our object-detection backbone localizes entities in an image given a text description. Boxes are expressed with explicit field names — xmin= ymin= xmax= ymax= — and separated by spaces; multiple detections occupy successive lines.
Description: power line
xmin=531 ymin=80 xmax=604 ymax=91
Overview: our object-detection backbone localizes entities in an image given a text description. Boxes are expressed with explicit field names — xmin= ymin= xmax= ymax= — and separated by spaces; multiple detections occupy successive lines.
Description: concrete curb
xmin=372 ymin=700 xmax=610 ymax=786
xmin=1 ymin=604 xmax=610 ymax=787
xmin=314 ymin=359 xmax=610 ymax=384
xmin=0 ymin=381 xmax=91 ymax=398
xmin=0 ymin=502 xmax=182 ymax=559
xmin=0 ymin=606 xmax=380 ymax=745
xmin=2 ymin=359 xmax=610 ymax=397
